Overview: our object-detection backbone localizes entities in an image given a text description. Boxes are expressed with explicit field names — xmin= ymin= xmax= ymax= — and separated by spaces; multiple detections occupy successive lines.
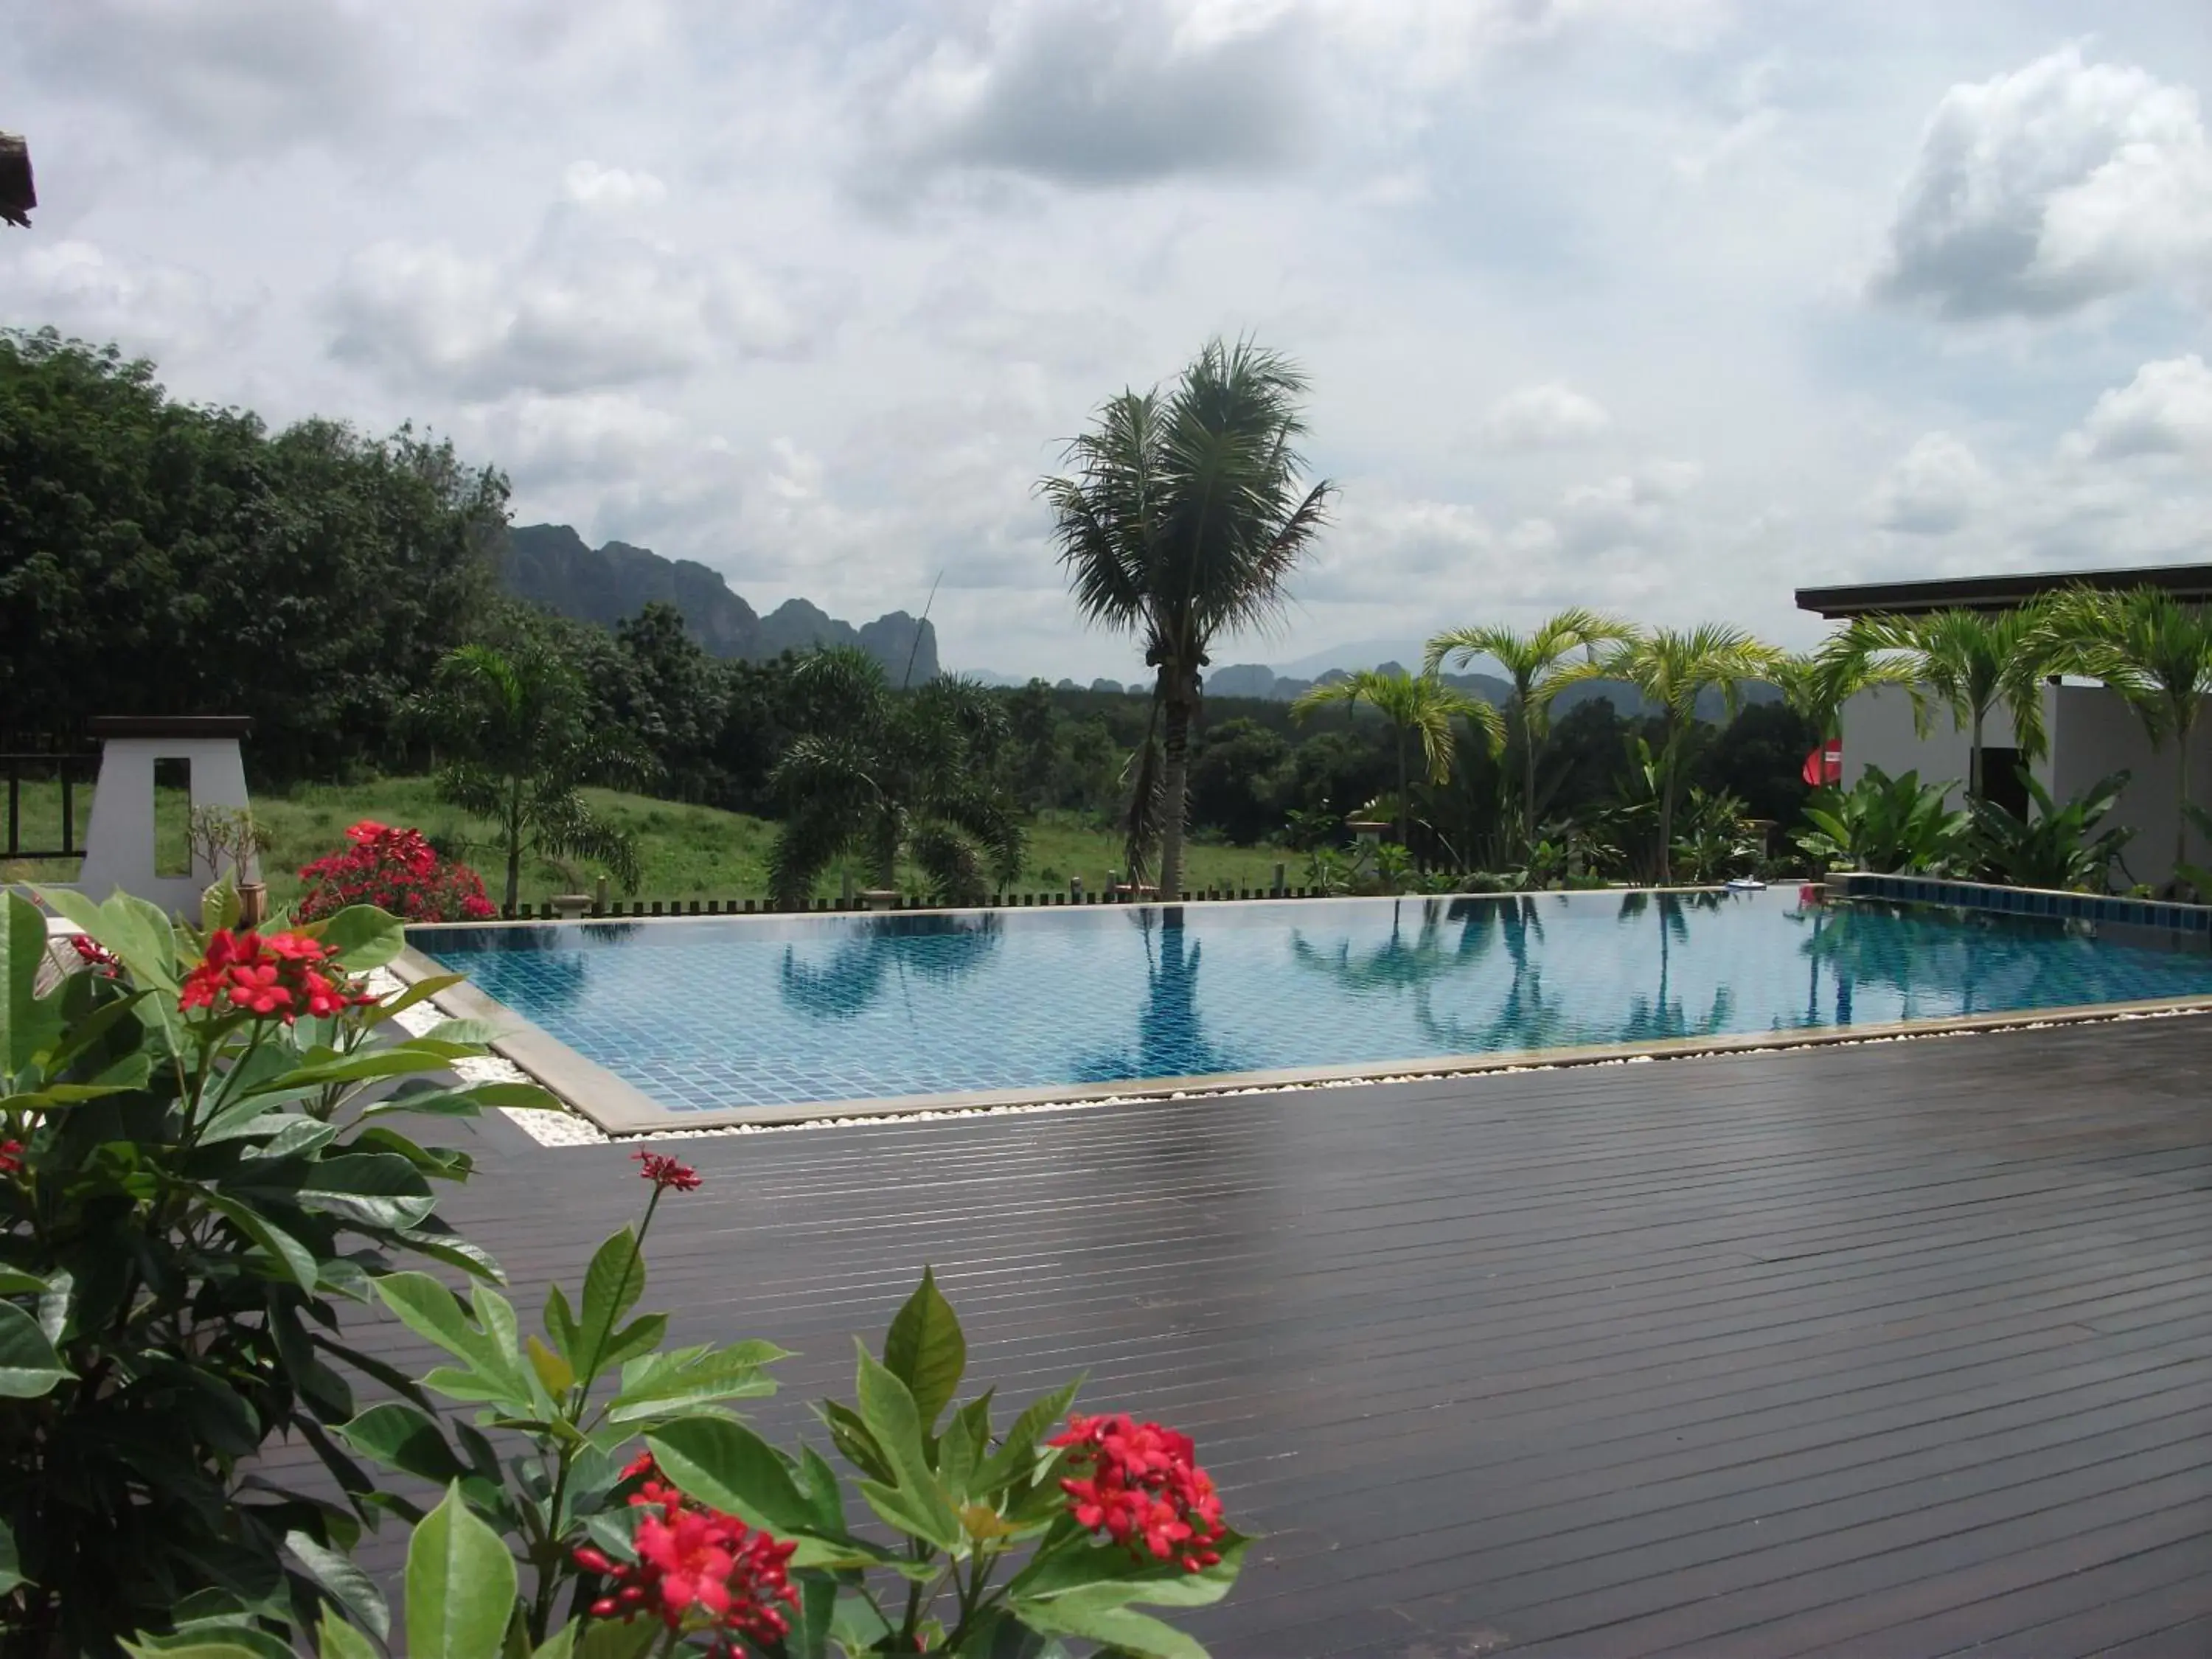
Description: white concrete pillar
xmin=74 ymin=717 xmax=254 ymax=921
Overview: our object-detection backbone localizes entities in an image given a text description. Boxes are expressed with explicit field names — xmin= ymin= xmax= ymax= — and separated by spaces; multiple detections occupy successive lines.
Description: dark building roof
xmin=1796 ymin=562 xmax=2212 ymax=619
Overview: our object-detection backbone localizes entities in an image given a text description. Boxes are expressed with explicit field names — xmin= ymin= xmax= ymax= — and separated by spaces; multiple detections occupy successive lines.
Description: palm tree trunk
xmin=1969 ymin=707 xmax=1986 ymax=801
xmin=1657 ymin=722 xmax=1679 ymax=884
xmin=1158 ymin=689 xmax=1194 ymax=900
xmin=1519 ymin=700 xmax=1537 ymax=855
xmin=2175 ymin=712 xmax=2194 ymax=891
xmin=1395 ymin=725 xmax=1411 ymax=848
xmin=504 ymin=776 xmax=524 ymax=913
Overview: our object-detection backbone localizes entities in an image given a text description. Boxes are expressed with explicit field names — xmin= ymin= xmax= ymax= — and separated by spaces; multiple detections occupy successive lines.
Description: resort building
xmin=1797 ymin=563 xmax=2212 ymax=891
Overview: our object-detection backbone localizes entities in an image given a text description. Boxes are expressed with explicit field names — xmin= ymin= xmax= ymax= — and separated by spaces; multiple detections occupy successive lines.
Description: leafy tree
xmin=1581 ymin=626 xmax=1784 ymax=882
xmin=1292 ymin=669 xmax=1502 ymax=849
xmin=1186 ymin=719 xmax=1290 ymax=844
xmin=419 ymin=641 xmax=649 ymax=911
xmin=1693 ymin=699 xmax=1820 ymax=829
xmin=1043 ymin=338 xmax=1332 ymax=897
xmin=2046 ymin=586 xmax=2212 ymax=888
xmin=1425 ymin=608 xmax=1635 ymax=854
xmin=766 ymin=650 xmax=1023 ymax=906
xmin=1846 ymin=603 xmax=2056 ymax=801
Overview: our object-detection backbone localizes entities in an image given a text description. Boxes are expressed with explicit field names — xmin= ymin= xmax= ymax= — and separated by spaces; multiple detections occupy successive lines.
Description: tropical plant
xmin=1424 ymin=608 xmax=1636 ymax=855
xmin=2045 ymin=586 xmax=2212 ymax=889
xmin=1670 ymin=787 xmax=1759 ymax=883
xmin=1795 ymin=765 xmax=1974 ymax=875
xmin=1579 ymin=625 xmax=1784 ymax=883
xmin=420 ymin=640 xmax=651 ymax=913
xmin=1845 ymin=603 xmax=2056 ymax=801
xmin=296 ymin=820 xmax=498 ymax=923
xmin=1969 ymin=771 xmax=2135 ymax=894
xmin=1291 ymin=669 xmax=1502 ymax=849
xmin=1043 ymin=337 xmax=1334 ymax=899
xmin=323 ymin=1153 xmax=1246 ymax=1658
xmin=0 ymin=886 xmax=546 ymax=1655
xmin=187 ymin=805 xmax=274 ymax=886
xmin=765 ymin=650 xmax=1024 ymax=908
xmin=1766 ymin=633 xmax=1920 ymax=742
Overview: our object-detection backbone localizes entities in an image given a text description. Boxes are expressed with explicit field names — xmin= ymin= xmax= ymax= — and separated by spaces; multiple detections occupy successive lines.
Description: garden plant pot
xmin=235 ymin=881 xmax=268 ymax=927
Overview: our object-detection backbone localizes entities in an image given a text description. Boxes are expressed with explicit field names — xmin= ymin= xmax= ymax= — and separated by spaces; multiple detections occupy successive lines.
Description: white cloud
xmin=1479 ymin=382 xmax=1613 ymax=448
xmin=561 ymin=161 xmax=668 ymax=210
xmin=2066 ymin=355 xmax=2212 ymax=462
xmin=0 ymin=240 xmax=254 ymax=358
xmin=1875 ymin=44 xmax=2212 ymax=319
xmin=1872 ymin=433 xmax=1992 ymax=534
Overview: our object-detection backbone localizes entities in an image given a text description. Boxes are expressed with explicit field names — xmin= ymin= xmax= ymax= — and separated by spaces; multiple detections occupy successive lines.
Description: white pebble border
xmin=362 ymin=967 xmax=2211 ymax=1150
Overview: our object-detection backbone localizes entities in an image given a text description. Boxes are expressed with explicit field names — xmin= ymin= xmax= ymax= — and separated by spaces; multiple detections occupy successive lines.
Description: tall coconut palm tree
xmin=1291 ymin=669 xmax=1503 ymax=849
xmin=1042 ymin=337 xmax=1332 ymax=899
xmin=2045 ymin=586 xmax=2212 ymax=888
xmin=1424 ymin=608 xmax=1637 ymax=854
xmin=767 ymin=649 xmax=1023 ymax=907
xmin=421 ymin=641 xmax=650 ymax=912
xmin=1846 ymin=603 xmax=2056 ymax=801
xmin=1582 ymin=625 xmax=1784 ymax=883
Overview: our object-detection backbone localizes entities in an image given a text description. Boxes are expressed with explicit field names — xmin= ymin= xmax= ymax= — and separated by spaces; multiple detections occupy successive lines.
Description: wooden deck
xmin=346 ymin=1016 xmax=2212 ymax=1657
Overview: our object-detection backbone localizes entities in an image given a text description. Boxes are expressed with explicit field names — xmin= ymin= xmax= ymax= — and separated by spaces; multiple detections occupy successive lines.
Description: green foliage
xmin=419 ymin=640 xmax=653 ymax=911
xmin=1846 ymin=604 xmax=2056 ymax=798
xmin=1293 ymin=669 xmax=1502 ymax=850
xmin=0 ymin=889 xmax=553 ymax=1655
xmin=1043 ymin=336 xmax=1334 ymax=897
xmin=0 ymin=330 xmax=505 ymax=779
xmin=1969 ymin=771 xmax=2135 ymax=893
xmin=768 ymin=650 xmax=1026 ymax=907
xmin=1795 ymin=765 xmax=1974 ymax=875
xmin=1669 ymin=787 xmax=1759 ymax=883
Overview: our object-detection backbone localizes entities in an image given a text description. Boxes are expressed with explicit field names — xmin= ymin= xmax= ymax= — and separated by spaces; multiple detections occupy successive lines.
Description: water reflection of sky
xmin=412 ymin=891 xmax=2212 ymax=1115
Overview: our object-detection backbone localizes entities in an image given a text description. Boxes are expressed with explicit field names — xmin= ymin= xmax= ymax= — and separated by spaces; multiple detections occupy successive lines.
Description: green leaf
xmin=292 ymin=1151 xmax=439 ymax=1230
xmin=38 ymin=886 xmax=183 ymax=992
xmin=374 ymin=1272 xmax=490 ymax=1366
xmin=976 ymin=1379 xmax=1082 ymax=1498
xmin=852 ymin=1344 xmax=964 ymax=1552
xmin=122 ymin=1641 xmax=286 ymax=1659
xmin=285 ymin=1531 xmax=390 ymax=1643
xmin=336 ymin=1402 xmax=471 ymax=1486
xmin=578 ymin=1227 xmax=645 ymax=1371
xmin=406 ymin=1483 xmax=518 ymax=1659
xmin=316 ymin=1608 xmax=380 ymax=1659
xmin=883 ymin=1266 xmax=967 ymax=1434
xmin=816 ymin=1397 xmax=892 ymax=1485
xmin=311 ymin=905 xmax=406 ymax=970
xmin=939 ymin=1391 xmax=992 ymax=1498
xmin=644 ymin=1418 xmax=818 ymax=1536
xmin=1011 ymin=1593 xmax=1208 ymax=1659
xmin=1 ymin=893 xmax=60 ymax=1076
xmin=544 ymin=1282 xmax=580 ymax=1361
xmin=528 ymin=1626 xmax=578 ymax=1659
xmin=364 ymin=971 xmax=465 ymax=1025
xmin=204 ymin=1194 xmax=320 ymax=1292
xmin=607 ymin=1340 xmax=781 ymax=1422
xmin=0 ymin=1517 xmax=19 ymax=1596
xmin=0 ymin=1298 xmax=72 ymax=1396
xmin=526 ymin=1335 xmax=574 ymax=1396
xmin=574 ymin=1621 xmax=659 ymax=1659
xmin=0 ymin=1267 xmax=49 ymax=1296
xmin=596 ymin=1312 xmax=669 ymax=1377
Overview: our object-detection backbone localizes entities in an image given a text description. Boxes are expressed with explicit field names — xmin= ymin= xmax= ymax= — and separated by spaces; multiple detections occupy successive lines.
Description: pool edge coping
xmin=389 ymin=945 xmax=2212 ymax=1136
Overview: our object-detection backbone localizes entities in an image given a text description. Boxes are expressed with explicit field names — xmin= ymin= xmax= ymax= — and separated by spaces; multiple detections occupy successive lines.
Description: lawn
xmin=4 ymin=778 xmax=1295 ymax=908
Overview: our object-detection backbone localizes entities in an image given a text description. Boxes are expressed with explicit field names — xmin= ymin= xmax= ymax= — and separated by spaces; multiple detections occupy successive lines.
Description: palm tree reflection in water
xmin=1614 ymin=890 xmax=1733 ymax=1044
xmin=1077 ymin=908 xmax=1239 ymax=1084
xmin=778 ymin=914 xmax=1004 ymax=1023
xmin=1292 ymin=895 xmax=1568 ymax=1054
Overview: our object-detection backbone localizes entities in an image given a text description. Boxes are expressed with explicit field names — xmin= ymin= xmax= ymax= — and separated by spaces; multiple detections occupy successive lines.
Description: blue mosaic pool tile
xmin=413 ymin=888 xmax=2212 ymax=1116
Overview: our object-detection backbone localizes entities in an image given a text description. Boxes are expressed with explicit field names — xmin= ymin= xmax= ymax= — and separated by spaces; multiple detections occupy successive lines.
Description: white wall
xmin=1837 ymin=686 xmax=2023 ymax=811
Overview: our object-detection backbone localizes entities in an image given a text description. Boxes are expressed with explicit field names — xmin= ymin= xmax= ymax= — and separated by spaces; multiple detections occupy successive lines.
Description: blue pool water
xmin=411 ymin=890 xmax=2212 ymax=1116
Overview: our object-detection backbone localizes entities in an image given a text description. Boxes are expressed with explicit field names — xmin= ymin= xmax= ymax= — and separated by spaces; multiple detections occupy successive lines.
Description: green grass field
xmin=4 ymin=776 xmax=1293 ymax=908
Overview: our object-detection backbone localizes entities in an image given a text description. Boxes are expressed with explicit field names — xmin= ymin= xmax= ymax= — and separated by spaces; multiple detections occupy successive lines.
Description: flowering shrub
xmin=296 ymin=819 xmax=498 ymax=923
xmin=574 ymin=1454 xmax=800 ymax=1650
xmin=1052 ymin=1413 xmax=1228 ymax=1573
xmin=0 ymin=885 xmax=557 ymax=1655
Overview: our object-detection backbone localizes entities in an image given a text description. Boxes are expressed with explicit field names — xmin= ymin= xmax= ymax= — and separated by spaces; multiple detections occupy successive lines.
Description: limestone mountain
xmin=499 ymin=524 xmax=938 ymax=681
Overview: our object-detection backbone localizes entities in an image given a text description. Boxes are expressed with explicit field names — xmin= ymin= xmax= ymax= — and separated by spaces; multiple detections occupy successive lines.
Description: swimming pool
xmin=408 ymin=888 xmax=2212 ymax=1124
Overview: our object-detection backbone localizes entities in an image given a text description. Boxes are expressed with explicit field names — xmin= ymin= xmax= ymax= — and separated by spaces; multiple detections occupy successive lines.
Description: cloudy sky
xmin=7 ymin=1 xmax=2211 ymax=680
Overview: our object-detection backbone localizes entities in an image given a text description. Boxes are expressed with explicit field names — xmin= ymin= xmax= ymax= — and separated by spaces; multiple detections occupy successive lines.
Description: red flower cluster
xmin=574 ymin=1454 xmax=798 ymax=1653
xmin=634 ymin=1150 xmax=703 ymax=1194
xmin=1049 ymin=1413 xmax=1227 ymax=1572
xmin=68 ymin=933 xmax=122 ymax=975
xmin=0 ymin=1141 xmax=23 ymax=1176
xmin=296 ymin=820 xmax=497 ymax=924
xmin=178 ymin=930 xmax=377 ymax=1025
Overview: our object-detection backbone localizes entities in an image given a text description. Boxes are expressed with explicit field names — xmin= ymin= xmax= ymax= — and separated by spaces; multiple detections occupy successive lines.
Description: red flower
xmin=1049 ymin=1412 xmax=1227 ymax=1573
xmin=0 ymin=1141 xmax=23 ymax=1175
xmin=67 ymin=933 xmax=121 ymax=975
xmin=178 ymin=930 xmax=376 ymax=1026
xmin=296 ymin=821 xmax=496 ymax=923
xmin=633 ymin=1150 xmax=703 ymax=1194
xmin=574 ymin=1454 xmax=798 ymax=1653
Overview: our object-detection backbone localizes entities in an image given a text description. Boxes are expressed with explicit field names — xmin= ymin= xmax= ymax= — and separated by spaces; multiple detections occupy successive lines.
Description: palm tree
xmin=1290 ymin=669 xmax=1502 ymax=849
xmin=1043 ymin=337 xmax=1332 ymax=899
xmin=766 ymin=649 xmax=1023 ymax=908
xmin=2045 ymin=586 xmax=2212 ymax=888
xmin=1845 ymin=604 xmax=2055 ymax=801
xmin=1767 ymin=629 xmax=1919 ymax=742
xmin=1424 ymin=608 xmax=1636 ymax=854
xmin=1582 ymin=625 xmax=1784 ymax=883
xmin=422 ymin=641 xmax=650 ymax=913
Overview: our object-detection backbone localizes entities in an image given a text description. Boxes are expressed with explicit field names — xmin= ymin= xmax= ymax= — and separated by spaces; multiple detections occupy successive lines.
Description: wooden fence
xmin=495 ymin=885 xmax=1335 ymax=921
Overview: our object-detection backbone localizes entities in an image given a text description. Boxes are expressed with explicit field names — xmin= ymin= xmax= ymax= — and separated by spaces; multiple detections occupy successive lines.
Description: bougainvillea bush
xmin=160 ymin=1150 xmax=1247 ymax=1658
xmin=0 ymin=883 xmax=556 ymax=1655
xmin=296 ymin=820 xmax=498 ymax=924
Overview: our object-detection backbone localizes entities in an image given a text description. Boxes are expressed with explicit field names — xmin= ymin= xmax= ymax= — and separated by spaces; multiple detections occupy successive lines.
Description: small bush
xmin=296 ymin=820 xmax=497 ymax=922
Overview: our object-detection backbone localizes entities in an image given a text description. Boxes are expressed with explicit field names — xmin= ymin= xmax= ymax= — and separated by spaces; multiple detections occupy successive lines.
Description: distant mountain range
xmin=500 ymin=524 xmax=938 ymax=681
